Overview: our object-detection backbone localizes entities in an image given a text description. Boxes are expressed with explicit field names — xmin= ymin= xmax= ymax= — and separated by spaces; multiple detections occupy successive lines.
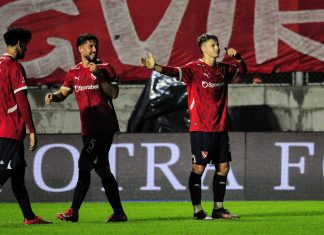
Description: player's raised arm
xmin=141 ymin=52 xmax=180 ymax=78
xmin=89 ymin=62 xmax=119 ymax=99
xmin=226 ymin=47 xmax=247 ymax=76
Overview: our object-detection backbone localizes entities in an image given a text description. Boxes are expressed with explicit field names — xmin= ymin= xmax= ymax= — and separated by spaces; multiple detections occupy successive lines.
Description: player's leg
xmin=57 ymin=136 xmax=95 ymax=222
xmin=95 ymin=165 xmax=127 ymax=222
xmin=0 ymin=169 xmax=11 ymax=190
xmin=211 ymin=132 xmax=239 ymax=219
xmin=11 ymin=166 xmax=52 ymax=224
xmin=94 ymin=133 xmax=127 ymax=222
xmin=189 ymin=132 xmax=212 ymax=220
xmin=10 ymin=166 xmax=35 ymax=220
xmin=212 ymin=162 xmax=229 ymax=209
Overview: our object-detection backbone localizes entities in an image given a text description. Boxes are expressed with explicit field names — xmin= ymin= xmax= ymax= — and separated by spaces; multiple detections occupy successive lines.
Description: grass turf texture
xmin=1 ymin=201 xmax=324 ymax=235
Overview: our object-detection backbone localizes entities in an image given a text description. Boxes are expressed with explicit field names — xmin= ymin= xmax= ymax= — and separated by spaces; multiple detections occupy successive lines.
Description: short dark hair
xmin=3 ymin=28 xmax=32 ymax=46
xmin=197 ymin=33 xmax=218 ymax=49
xmin=76 ymin=33 xmax=98 ymax=48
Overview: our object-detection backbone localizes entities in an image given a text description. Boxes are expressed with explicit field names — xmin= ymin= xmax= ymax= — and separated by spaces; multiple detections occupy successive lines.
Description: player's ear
xmin=201 ymin=44 xmax=206 ymax=53
xmin=78 ymin=45 xmax=83 ymax=53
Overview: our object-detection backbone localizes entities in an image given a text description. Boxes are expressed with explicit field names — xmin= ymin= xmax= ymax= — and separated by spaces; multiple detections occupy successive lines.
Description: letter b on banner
xmin=33 ymin=144 xmax=79 ymax=192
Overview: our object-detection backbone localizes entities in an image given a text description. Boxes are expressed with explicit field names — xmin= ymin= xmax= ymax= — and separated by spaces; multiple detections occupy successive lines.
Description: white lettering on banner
xmin=107 ymin=143 xmax=135 ymax=191
xmin=140 ymin=143 xmax=186 ymax=191
xmin=23 ymin=38 xmax=75 ymax=78
xmin=207 ymin=0 xmax=237 ymax=61
xmin=33 ymin=144 xmax=79 ymax=192
xmin=201 ymin=164 xmax=243 ymax=190
xmin=274 ymin=142 xmax=314 ymax=190
xmin=100 ymin=0 xmax=189 ymax=65
xmin=254 ymin=0 xmax=324 ymax=64
xmin=0 ymin=0 xmax=78 ymax=78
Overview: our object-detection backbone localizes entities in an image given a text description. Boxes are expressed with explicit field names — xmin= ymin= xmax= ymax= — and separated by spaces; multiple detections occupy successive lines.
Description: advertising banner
xmin=1 ymin=133 xmax=324 ymax=202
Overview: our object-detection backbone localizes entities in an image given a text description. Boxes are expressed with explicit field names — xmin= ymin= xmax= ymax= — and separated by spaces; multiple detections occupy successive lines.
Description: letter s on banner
xmin=33 ymin=144 xmax=79 ymax=192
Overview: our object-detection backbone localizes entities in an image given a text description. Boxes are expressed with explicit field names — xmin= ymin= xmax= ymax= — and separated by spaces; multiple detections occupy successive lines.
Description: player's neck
xmin=202 ymin=56 xmax=217 ymax=67
xmin=81 ymin=57 xmax=90 ymax=68
xmin=6 ymin=46 xmax=17 ymax=59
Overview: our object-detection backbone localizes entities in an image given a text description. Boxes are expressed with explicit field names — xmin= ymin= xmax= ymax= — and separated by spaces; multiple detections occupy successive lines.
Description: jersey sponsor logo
xmin=74 ymin=84 xmax=99 ymax=92
xmin=74 ymin=76 xmax=80 ymax=81
xmin=201 ymin=151 xmax=208 ymax=159
xmin=202 ymin=80 xmax=225 ymax=88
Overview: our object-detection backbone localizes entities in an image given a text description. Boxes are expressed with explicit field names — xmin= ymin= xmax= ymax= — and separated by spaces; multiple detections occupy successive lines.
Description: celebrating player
xmin=141 ymin=33 xmax=247 ymax=220
xmin=0 ymin=28 xmax=52 ymax=225
xmin=45 ymin=33 xmax=127 ymax=223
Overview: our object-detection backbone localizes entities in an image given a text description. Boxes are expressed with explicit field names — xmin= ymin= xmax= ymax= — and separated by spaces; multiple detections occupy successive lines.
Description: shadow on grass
xmin=242 ymin=210 xmax=324 ymax=218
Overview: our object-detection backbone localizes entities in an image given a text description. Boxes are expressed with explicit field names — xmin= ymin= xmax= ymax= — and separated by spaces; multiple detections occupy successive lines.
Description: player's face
xmin=16 ymin=41 xmax=28 ymax=60
xmin=79 ymin=40 xmax=97 ymax=62
xmin=201 ymin=39 xmax=220 ymax=59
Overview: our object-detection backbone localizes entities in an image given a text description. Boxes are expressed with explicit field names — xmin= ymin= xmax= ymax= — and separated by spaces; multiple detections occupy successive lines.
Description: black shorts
xmin=78 ymin=133 xmax=114 ymax=171
xmin=190 ymin=131 xmax=232 ymax=166
xmin=0 ymin=138 xmax=25 ymax=170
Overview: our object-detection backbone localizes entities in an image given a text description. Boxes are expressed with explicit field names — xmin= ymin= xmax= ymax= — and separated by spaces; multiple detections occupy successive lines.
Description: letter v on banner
xmin=100 ymin=0 xmax=189 ymax=65
xmin=254 ymin=0 xmax=324 ymax=64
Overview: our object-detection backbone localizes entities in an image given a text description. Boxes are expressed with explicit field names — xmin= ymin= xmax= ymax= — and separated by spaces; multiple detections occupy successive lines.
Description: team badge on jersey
xmin=201 ymin=151 xmax=208 ymax=159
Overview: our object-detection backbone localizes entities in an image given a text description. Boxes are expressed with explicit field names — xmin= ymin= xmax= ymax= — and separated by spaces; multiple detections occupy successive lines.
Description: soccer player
xmin=141 ymin=33 xmax=247 ymax=220
xmin=0 ymin=28 xmax=52 ymax=225
xmin=45 ymin=33 xmax=127 ymax=222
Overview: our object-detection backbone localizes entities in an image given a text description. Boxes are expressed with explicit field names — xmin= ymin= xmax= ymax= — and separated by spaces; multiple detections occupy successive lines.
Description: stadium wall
xmin=29 ymin=84 xmax=324 ymax=133
xmin=0 ymin=133 xmax=323 ymax=202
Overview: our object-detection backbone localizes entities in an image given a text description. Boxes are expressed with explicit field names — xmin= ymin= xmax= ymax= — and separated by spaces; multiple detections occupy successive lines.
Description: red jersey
xmin=178 ymin=59 xmax=241 ymax=132
xmin=0 ymin=54 xmax=28 ymax=140
xmin=62 ymin=62 xmax=119 ymax=136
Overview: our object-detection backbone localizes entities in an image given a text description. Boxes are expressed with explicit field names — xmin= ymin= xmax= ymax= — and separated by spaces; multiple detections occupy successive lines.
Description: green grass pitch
xmin=1 ymin=201 xmax=324 ymax=235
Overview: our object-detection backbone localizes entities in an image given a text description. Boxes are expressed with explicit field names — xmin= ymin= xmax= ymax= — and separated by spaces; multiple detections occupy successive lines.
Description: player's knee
xmin=217 ymin=162 xmax=230 ymax=176
xmin=94 ymin=165 xmax=112 ymax=179
xmin=192 ymin=164 xmax=205 ymax=174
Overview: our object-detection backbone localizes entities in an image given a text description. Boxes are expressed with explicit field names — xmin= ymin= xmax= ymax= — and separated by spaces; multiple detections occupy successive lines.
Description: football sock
xmin=189 ymin=172 xmax=202 ymax=207
xmin=11 ymin=168 xmax=36 ymax=220
xmin=213 ymin=173 xmax=227 ymax=204
xmin=102 ymin=174 xmax=124 ymax=214
xmin=71 ymin=170 xmax=91 ymax=212
xmin=214 ymin=202 xmax=224 ymax=209
xmin=194 ymin=205 xmax=203 ymax=213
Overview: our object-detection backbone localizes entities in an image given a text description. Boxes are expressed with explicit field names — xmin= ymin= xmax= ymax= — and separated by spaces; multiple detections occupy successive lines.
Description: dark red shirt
xmin=178 ymin=59 xmax=242 ymax=132
xmin=0 ymin=54 xmax=28 ymax=140
xmin=62 ymin=62 xmax=119 ymax=136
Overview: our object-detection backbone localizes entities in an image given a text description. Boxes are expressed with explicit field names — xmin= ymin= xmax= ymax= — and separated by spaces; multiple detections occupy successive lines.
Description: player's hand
xmin=45 ymin=93 xmax=53 ymax=105
xmin=141 ymin=52 xmax=156 ymax=70
xmin=89 ymin=62 xmax=98 ymax=73
xmin=29 ymin=133 xmax=37 ymax=151
xmin=226 ymin=48 xmax=241 ymax=60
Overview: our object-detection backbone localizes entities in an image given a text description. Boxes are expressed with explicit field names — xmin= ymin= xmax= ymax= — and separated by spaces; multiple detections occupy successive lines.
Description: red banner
xmin=1 ymin=0 xmax=323 ymax=84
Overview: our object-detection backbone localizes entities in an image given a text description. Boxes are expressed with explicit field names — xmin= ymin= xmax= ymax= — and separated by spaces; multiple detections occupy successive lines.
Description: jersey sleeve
xmin=10 ymin=63 xmax=27 ymax=94
xmin=223 ymin=60 xmax=247 ymax=83
xmin=62 ymin=70 xmax=73 ymax=92
xmin=178 ymin=62 xmax=195 ymax=84
xmin=97 ymin=63 xmax=119 ymax=84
